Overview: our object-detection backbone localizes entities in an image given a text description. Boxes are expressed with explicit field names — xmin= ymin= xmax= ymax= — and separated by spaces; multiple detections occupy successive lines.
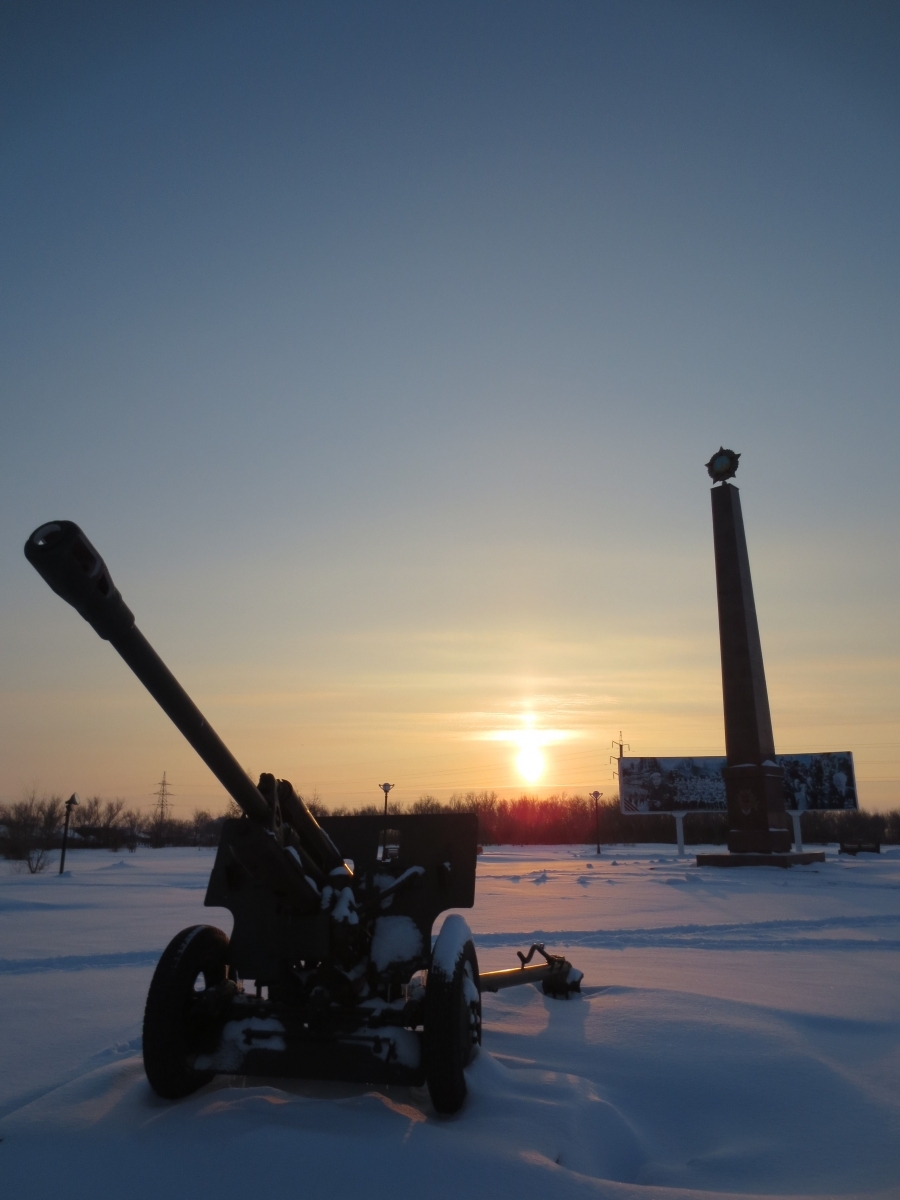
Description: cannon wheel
xmin=423 ymin=930 xmax=482 ymax=1114
xmin=143 ymin=924 xmax=229 ymax=1099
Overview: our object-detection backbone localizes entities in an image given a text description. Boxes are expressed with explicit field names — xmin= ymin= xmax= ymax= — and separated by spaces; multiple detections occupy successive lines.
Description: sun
xmin=479 ymin=716 xmax=576 ymax=787
xmin=516 ymin=734 xmax=545 ymax=784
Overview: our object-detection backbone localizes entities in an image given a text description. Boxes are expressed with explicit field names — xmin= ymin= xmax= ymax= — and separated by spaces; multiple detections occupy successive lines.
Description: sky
xmin=2 ymin=1 xmax=898 ymax=815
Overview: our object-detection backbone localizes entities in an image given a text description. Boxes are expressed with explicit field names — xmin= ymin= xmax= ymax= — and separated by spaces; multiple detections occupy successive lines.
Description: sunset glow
xmin=2 ymin=7 xmax=895 ymax=819
xmin=482 ymin=722 xmax=576 ymax=787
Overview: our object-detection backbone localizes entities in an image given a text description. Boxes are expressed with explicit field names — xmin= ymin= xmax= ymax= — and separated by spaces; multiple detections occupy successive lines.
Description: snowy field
xmin=2 ymin=843 xmax=899 ymax=1199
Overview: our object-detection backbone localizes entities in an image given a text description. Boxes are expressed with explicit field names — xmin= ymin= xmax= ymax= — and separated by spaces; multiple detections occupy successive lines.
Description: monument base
xmin=696 ymin=850 xmax=825 ymax=868
xmin=727 ymin=825 xmax=793 ymax=854
xmin=723 ymin=765 xmax=792 ymax=854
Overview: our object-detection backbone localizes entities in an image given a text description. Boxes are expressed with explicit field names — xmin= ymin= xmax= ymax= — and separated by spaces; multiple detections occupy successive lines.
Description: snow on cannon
xmin=25 ymin=521 xmax=583 ymax=1113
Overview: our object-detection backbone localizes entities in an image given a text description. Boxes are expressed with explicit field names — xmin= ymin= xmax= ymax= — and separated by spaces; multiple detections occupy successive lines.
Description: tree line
xmin=0 ymin=792 xmax=229 ymax=871
xmin=3 ymin=789 xmax=897 ymax=872
xmin=317 ymin=791 xmax=900 ymax=848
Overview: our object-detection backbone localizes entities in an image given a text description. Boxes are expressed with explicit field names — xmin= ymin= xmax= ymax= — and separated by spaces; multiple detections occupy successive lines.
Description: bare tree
xmin=100 ymin=800 xmax=126 ymax=850
xmin=72 ymin=796 xmax=102 ymax=841
xmin=0 ymin=791 xmax=61 ymax=870
xmin=26 ymin=846 xmax=49 ymax=873
xmin=189 ymin=809 xmax=224 ymax=846
xmin=412 ymin=794 xmax=442 ymax=813
xmin=120 ymin=808 xmax=146 ymax=852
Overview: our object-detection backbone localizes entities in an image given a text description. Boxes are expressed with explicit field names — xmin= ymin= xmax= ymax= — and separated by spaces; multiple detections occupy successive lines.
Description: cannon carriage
xmin=25 ymin=520 xmax=581 ymax=1113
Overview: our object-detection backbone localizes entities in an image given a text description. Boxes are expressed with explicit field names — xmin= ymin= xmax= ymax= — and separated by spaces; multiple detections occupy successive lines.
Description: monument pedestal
xmin=697 ymin=850 xmax=825 ymax=868
xmin=723 ymin=764 xmax=791 ymax=854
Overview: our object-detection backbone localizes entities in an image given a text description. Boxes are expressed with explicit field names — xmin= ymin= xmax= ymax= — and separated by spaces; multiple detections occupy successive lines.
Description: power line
xmin=153 ymin=772 xmax=173 ymax=824
xmin=610 ymin=730 xmax=630 ymax=782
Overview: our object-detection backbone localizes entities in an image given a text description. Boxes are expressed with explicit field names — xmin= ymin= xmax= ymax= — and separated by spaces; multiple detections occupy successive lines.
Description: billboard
xmin=619 ymin=753 xmax=857 ymax=814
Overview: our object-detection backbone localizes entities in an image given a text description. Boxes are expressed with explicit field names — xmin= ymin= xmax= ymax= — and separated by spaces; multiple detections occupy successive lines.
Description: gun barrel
xmin=25 ymin=521 xmax=271 ymax=825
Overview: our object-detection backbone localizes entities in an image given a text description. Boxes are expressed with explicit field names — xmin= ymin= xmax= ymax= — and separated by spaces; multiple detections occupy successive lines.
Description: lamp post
xmin=589 ymin=791 xmax=603 ymax=855
xmin=378 ymin=783 xmax=394 ymax=861
xmin=59 ymin=793 xmax=79 ymax=875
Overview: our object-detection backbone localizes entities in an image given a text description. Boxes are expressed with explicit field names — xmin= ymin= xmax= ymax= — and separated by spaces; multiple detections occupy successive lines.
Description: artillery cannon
xmin=25 ymin=521 xmax=582 ymax=1113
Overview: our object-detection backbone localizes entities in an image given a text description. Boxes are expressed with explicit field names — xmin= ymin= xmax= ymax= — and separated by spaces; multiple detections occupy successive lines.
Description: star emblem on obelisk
xmin=705 ymin=447 xmax=740 ymax=484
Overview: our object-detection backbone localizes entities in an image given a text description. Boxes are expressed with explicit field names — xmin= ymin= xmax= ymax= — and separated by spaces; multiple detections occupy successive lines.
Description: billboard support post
xmin=589 ymin=792 xmax=603 ymax=855
xmin=674 ymin=813 xmax=685 ymax=857
xmin=788 ymin=810 xmax=803 ymax=853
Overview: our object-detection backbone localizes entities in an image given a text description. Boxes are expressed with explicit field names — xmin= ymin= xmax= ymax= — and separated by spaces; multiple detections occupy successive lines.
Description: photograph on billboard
xmin=619 ymin=753 xmax=857 ymax=814
xmin=779 ymin=753 xmax=857 ymax=812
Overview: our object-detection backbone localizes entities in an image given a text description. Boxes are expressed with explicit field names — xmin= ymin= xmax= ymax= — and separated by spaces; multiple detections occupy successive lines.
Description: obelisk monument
xmin=706 ymin=449 xmax=791 ymax=854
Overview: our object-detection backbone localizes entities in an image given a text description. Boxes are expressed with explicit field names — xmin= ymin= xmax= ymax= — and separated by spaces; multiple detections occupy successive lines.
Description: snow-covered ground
xmin=2 ymin=844 xmax=899 ymax=1198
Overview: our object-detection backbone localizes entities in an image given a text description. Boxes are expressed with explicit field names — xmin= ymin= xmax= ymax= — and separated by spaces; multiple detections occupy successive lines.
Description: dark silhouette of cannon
xmin=25 ymin=521 xmax=582 ymax=1113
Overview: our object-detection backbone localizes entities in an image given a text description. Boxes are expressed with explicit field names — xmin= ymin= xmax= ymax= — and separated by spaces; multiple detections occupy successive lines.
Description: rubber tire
xmin=423 ymin=936 xmax=482 ymax=1114
xmin=143 ymin=925 xmax=229 ymax=1099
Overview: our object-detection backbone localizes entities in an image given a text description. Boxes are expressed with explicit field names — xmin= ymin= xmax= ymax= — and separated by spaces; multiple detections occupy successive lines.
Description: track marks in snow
xmin=0 ymin=950 xmax=163 ymax=975
xmin=473 ymin=912 xmax=900 ymax=954
xmin=0 ymin=898 xmax=90 ymax=914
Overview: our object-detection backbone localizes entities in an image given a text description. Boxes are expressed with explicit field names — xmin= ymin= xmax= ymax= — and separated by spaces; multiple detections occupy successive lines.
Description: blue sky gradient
xmin=2 ymin=2 xmax=898 ymax=811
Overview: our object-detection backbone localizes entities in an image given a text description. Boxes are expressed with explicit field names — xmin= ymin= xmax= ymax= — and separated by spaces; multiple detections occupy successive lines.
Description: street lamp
xmin=59 ymin=793 xmax=79 ymax=875
xmin=378 ymin=783 xmax=394 ymax=861
xmin=589 ymin=791 xmax=603 ymax=856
